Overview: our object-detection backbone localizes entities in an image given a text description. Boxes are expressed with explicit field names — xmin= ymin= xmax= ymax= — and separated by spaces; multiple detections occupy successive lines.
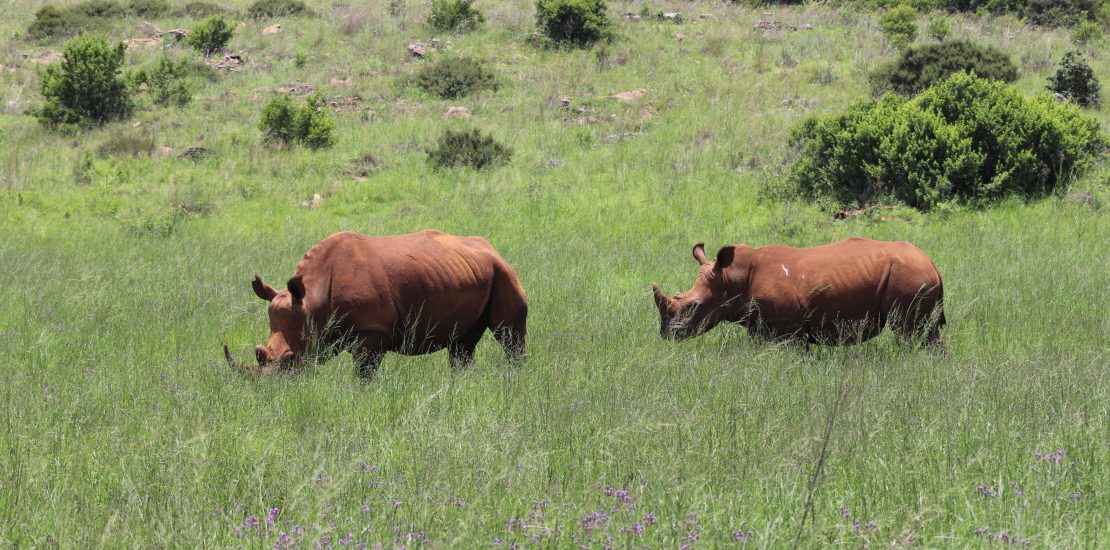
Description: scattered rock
xmin=781 ymin=96 xmax=819 ymax=109
xmin=179 ymin=146 xmax=211 ymax=160
xmin=329 ymin=76 xmax=352 ymax=86
xmin=164 ymin=28 xmax=189 ymax=40
xmin=1053 ymin=92 xmax=1068 ymax=103
xmin=602 ymin=132 xmax=640 ymax=142
xmin=263 ymin=23 xmax=283 ymax=34
xmin=612 ymin=89 xmax=646 ymax=101
xmin=407 ymin=42 xmax=428 ymax=58
xmin=137 ymin=21 xmax=164 ymax=37
xmin=325 ymin=95 xmax=362 ymax=112
xmin=623 ymin=12 xmax=642 ymax=21
xmin=560 ymin=97 xmax=571 ymax=109
xmin=443 ymin=105 xmax=471 ymax=119
xmin=833 ymin=204 xmax=883 ymax=220
xmin=211 ymin=53 xmax=245 ymax=71
xmin=0 ymin=64 xmax=22 ymax=73
xmin=278 ymin=82 xmax=316 ymax=95
xmin=125 ymin=37 xmax=161 ymax=49
xmin=542 ymin=158 xmax=565 ymax=169
xmin=675 ymin=33 xmax=687 ymax=41
xmin=301 ymin=193 xmax=323 ymax=209
xmin=158 ymin=146 xmax=175 ymax=157
xmin=30 ymin=52 xmax=63 ymax=65
xmin=660 ymin=12 xmax=680 ymax=20
xmin=755 ymin=20 xmax=811 ymax=31
xmin=640 ymin=107 xmax=658 ymax=120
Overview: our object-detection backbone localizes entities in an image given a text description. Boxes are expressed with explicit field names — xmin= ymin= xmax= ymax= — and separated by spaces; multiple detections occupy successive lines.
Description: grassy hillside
xmin=1 ymin=0 xmax=1107 ymax=547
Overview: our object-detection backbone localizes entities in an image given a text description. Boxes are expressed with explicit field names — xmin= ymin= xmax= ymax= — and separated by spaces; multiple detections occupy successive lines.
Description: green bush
xmin=69 ymin=0 xmax=127 ymax=19
xmin=129 ymin=0 xmax=170 ymax=17
xmin=26 ymin=6 xmax=84 ymax=40
xmin=185 ymin=15 xmax=234 ymax=58
xmin=870 ymin=40 xmax=1018 ymax=96
xmin=129 ymin=57 xmax=214 ymax=106
xmin=428 ymin=128 xmax=513 ymax=169
xmin=923 ymin=0 xmax=1100 ymax=27
xmin=1048 ymin=50 xmax=1102 ymax=107
xmin=427 ymin=0 xmax=485 ymax=32
xmin=535 ymin=0 xmax=612 ymax=47
xmin=789 ymin=72 xmax=1106 ymax=210
xmin=412 ymin=57 xmax=498 ymax=99
xmin=247 ymin=0 xmax=311 ymax=19
xmin=181 ymin=1 xmax=225 ymax=17
xmin=1071 ymin=20 xmax=1104 ymax=44
xmin=879 ymin=5 xmax=918 ymax=47
xmin=927 ymin=17 xmax=950 ymax=40
xmin=38 ymin=35 xmax=133 ymax=129
xmin=259 ymin=94 xmax=336 ymax=150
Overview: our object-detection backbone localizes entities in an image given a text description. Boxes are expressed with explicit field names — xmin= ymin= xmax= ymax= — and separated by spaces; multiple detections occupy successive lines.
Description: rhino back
xmin=296 ymin=231 xmax=498 ymax=338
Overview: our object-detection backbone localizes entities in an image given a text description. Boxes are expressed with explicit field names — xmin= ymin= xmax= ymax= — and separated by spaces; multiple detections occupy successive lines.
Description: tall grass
xmin=1 ymin=0 xmax=1108 ymax=547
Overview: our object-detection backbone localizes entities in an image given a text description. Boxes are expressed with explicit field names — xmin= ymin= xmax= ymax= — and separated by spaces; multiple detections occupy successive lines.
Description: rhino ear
xmin=252 ymin=276 xmax=278 ymax=301
xmin=715 ymin=246 xmax=735 ymax=270
xmin=287 ymin=275 xmax=306 ymax=302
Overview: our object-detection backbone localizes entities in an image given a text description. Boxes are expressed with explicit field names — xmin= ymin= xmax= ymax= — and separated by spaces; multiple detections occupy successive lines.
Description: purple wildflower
xmin=391 ymin=498 xmax=402 ymax=509
xmin=361 ymin=504 xmax=370 ymax=513
xmin=734 ymin=529 xmax=754 ymax=543
xmin=841 ymin=507 xmax=851 ymax=519
xmin=642 ymin=512 xmax=657 ymax=526
xmin=975 ymin=527 xmax=990 ymax=537
xmin=1069 ymin=490 xmax=1084 ymax=501
xmin=244 ymin=515 xmax=260 ymax=529
xmin=266 ymin=507 xmax=279 ymax=527
xmin=491 ymin=538 xmax=503 ymax=546
xmin=975 ymin=484 xmax=998 ymax=498
xmin=339 ymin=532 xmax=353 ymax=546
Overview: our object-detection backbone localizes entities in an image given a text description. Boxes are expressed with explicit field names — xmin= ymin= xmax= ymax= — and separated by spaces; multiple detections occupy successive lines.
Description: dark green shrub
xmin=789 ymin=72 xmax=1106 ymax=210
xmin=38 ymin=35 xmax=133 ymax=129
xmin=535 ymin=0 xmax=612 ymax=47
xmin=427 ymin=0 xmax=485 ymax=32
xmin=129 ymin=0 xmax=170 ymax=17
xmin=69 ymin=0 xmax=127 ymax=19
xmin=181 ymin=1 xmax=225 ymax=17
xmin=26 ymin=6 xmax=84 ymax=40
xmin=1071 ymin=20 xmax=1104 ymax=44
xmin=428 ymin=128 xmax=512 ymax=169
xmin=870 ymin=40 xmax=1018 ymax=96
xmin=129 ymin=57 xmax=214 ymax=106
xmin=879 ymin=5 xmax=918 ymax=47
xmin=248 ymin=0 xmax=311 ymax=19
xmin=927 ymin=17 xmax=950 ymax=40
xmin=185 ymin=15 xmax=234 ymax=58
xmin=929 ymin=0 xmax=1099 ymax=26
xmin=1048 ymin=50 xmax=1102 ymax=107
xmin=412 ymin=57 xmax=498 ymax=99
xmin=259 ymin=94 xmax=336 ymax=150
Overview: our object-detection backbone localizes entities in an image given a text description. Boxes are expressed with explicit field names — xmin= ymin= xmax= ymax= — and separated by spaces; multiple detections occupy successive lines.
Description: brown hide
xmin=249 ymin=229 xmax=528 ymax=376
xmin=654 ymin=237 xmax=944 ymax=346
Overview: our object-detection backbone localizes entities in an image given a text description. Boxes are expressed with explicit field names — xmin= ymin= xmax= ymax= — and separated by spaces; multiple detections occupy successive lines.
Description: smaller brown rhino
xmin=225 ymin=230 xmax=528 ymax=378
xmin=652 ymin=238 xmax=945 ymax=347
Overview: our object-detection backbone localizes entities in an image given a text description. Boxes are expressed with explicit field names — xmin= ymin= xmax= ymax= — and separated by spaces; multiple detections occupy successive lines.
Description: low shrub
xmin=1047 ymin=50 xmax=1102 ymax=107
xmin=185 ymin=15 xmax=234 ymax=58
xmin=26 ymin=6 xmax=84 ymax=40
xmin=38 ymin=34 xmax=133 ymax=129
xmin=129 ymin=0 xmax=170 ymax=17
xmin=181 ymin=1 xmax=225 ymax=17
xmin=535 ymin=0 xmax=613 ymax=47
xmin=789 ymin=72 xmax=1106 ymax=210
xmin=69 ymin=0 xmax=127 ymax=19
xmin=926 ymin=17 xmax=950 ymax=40
xmin=427 ymin=0 xmax=485 ymax=32
xmin=259 ymin=94 xmax=336 ymax=150
xmin=129 ymin=57 xmax=215 ymax=106
xmin=411 ymin=57 xmax=498 ymax=99
xmin=879 ymin=5 xmax=918 ymax=47
xmin=427 ymin=128 xmax=512 ymax=169
xmin=870 ymin=40 xmax=1018 ymax=95
xmin=1071 ymin=20 xmax=1104 ymax=44
xmin=248 ymin=0 xmax=311 ymax=19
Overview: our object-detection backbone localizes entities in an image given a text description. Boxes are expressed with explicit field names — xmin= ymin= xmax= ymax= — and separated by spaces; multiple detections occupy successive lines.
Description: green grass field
xmin=1 ymin=0 xmax=1108 ymax=547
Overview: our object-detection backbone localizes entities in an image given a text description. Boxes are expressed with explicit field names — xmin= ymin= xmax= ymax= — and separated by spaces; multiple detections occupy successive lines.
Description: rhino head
xmin=652 ymin=243 xmax=740 ymax=341
xmin=225 ymin=275 xmax=309 ymax=374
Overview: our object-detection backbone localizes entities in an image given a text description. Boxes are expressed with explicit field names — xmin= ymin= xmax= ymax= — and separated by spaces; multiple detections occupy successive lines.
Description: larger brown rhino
xmin=226 ymin=230 xmax=528 ymax=377
xmin=652 ymin=237 xmax=945 ymax=346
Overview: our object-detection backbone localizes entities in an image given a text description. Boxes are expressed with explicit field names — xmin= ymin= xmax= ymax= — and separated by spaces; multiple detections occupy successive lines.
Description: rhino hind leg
xmin=888 ymin=285 xmax=945 ymax=348
xmin=448 ymin=322 xmax=488 ymax=370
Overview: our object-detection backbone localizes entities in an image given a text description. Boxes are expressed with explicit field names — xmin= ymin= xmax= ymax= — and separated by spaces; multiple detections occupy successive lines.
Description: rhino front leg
xmin=448 ymin=323 xmax=487 ymax=370
xmin=353 ymin=331 xmax=389 ymax=379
